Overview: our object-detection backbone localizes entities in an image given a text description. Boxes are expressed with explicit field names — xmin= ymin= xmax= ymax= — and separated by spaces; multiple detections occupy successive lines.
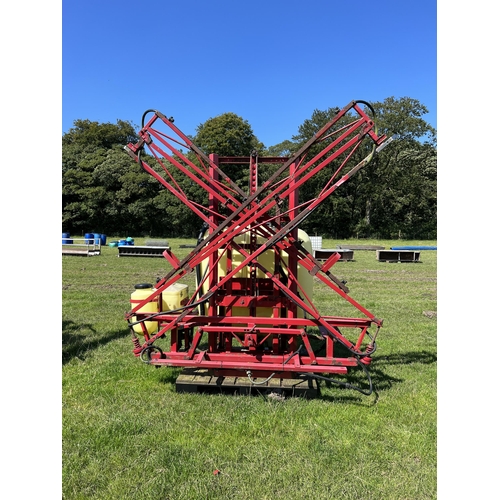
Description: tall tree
xmin=153 ymin=112 xmax=268 ymax=236
xmin=270 ymin=97 xmax=437 ymax=239
xmin=364 ymin=97 xmax=437 ymax=238
xmin=192 ymin=112 xmax=265 ymax=192
xmin=62 ymin=119 xmax=152 ymax=235
xmin=62 ymin=98 xmax=437 ymax=240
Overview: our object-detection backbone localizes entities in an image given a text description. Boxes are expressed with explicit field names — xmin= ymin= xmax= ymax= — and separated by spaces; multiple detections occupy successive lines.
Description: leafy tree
xmin=372 ymin=96 xmax=436 ymax=146
xmin=282 ymin=106 xmax=374 ymax=237
xmin=364 ymin=97 xmax=437 ymax=238
xmin=146 ymin=112 xmax=270 ymax=235
xmin=62 ymin=119 xmax=138 ymax=169
xmin=193 ymin=112 xmax=264 ymax=157
xmin=264 ymin=140 xmax=296 ymax=157
xmin=62 ymin=119 xmax=154 ymax=235
xmin=62 ymin=98 xmax=437 ymax=240
xmin=268 ymin=97 xmax=437 ymax=239
xmin=192 ymin=113 xmax=265 ymax=192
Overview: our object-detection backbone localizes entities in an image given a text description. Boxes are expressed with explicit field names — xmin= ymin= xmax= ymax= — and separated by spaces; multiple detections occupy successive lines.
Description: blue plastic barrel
xmin=62 ymin=232 xmax=72 ymax=244
xmin=93 ymin=233 xmax=101 ymax=244
xmin=84 ymin=233 xmax=94 ymax=244
xmin=99 ymin=234 xmax=107 ymax=245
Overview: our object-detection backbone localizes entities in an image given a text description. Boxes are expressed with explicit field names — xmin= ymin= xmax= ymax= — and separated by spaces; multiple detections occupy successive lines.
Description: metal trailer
xmin=124 ymin=100 xmax=393 ymax=396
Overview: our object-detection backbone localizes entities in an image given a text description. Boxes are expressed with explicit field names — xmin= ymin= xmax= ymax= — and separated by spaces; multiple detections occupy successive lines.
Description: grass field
xmin=62 ymin=237 xmax=437 ymax=499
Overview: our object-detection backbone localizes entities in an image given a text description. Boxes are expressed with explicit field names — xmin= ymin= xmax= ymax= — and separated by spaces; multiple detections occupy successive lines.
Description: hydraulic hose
xmin=127 ymin=293 xmax=213 ymax=328
xmin=195 ymin=223 xmax=210 ymax=314
xmin=353 ymin=100 xmax=378 ymax=165
xmin=136 ymin=109 xmax=158 ymax=173
xmin=246 ymin=371 xmax=277 ymax=385
xmin=299 ymin=359 xmax=373 ymax=396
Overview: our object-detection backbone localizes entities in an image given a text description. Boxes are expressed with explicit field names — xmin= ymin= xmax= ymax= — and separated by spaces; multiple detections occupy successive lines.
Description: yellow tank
xmin=162 ymin=283 xmax=189 ymax=312
xmin=130 ymin=283 xmax=159 ymax=335
xmin=197 ymin=229 xmax=313 ymax=319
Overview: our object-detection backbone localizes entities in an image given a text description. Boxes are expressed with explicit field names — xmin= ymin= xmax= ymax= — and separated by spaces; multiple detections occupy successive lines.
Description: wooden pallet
xmin=176 ymin=368 xmax=318 ymax=398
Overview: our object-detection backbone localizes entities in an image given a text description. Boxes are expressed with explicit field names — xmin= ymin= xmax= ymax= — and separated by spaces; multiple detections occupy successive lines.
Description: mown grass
xmin=62 ymin=237 xmax=437 ymax=499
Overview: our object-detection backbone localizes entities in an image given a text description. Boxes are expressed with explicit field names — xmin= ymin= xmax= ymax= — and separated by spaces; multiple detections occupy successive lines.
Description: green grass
xmin=62 ymin=237 xmax=437 ymax=499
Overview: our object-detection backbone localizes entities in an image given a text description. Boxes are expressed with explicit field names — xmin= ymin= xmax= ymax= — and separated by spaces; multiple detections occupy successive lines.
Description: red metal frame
xmin=124 ymin=100 xmax=393 ymax=390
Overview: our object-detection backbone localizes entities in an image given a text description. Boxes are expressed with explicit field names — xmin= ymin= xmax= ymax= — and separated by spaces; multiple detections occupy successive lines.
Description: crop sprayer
xmin=124 ymin=100 xmax=393 ymax=396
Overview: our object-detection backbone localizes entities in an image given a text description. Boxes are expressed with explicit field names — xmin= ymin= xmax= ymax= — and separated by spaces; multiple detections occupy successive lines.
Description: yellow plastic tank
xmin=162 ymin=283 xmax=189 ymax=312
xmin=197 ymin=229 xmax=313 ymax=319
xmin=130 ymin=283 xmax=159 ymax=335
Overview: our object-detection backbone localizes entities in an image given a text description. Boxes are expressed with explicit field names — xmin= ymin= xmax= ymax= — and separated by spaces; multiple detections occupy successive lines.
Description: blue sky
xmin=62 ymin=0 xmax=437 ymax=147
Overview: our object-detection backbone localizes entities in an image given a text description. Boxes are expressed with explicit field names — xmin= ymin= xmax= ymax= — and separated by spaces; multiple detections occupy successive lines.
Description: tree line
xmin=62 ymin=96 xmax=436 ymax=240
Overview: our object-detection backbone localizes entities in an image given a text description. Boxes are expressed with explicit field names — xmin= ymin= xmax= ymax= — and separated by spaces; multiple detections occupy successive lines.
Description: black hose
xmin=140 ymin=345 xmax=164 ymax=363
xmin=136 ymin=109 xmax=158 ymax=173
xmin=197 ymin=222 xmax=209 ymax=243
xmin=353 ymin=100 xmax=378 ymax=164
xmin=142 ymin=109 xmax=157 ymax=128
xmin=195 ymin=222 xmax=210 ymax=314
xmin=354 ymin=100 xmax=376 ymax=116
xmin=321 ymin=326 xmax=377 ymax=359
xmin=127 ymin=293 xmax=213 ymax=327
xmin=299 ymin=359 xmax=373 ymax=396
xmin=137 ymin=149 xmax=146 ymax=173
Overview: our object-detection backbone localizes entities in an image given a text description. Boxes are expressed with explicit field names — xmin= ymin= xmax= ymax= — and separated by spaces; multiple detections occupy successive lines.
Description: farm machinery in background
xmin=124 ymin=100 xmax=393 ymax=396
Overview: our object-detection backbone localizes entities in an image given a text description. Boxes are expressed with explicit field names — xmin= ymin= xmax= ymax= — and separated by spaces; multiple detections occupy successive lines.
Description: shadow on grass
xmin=318 ymin=349 xmax=437 ymax=404
xmin=373 ymin=350 xmax=437 ymax=366
xmin=369 ymin=349 xmax=436 ymax=390
xmin=62 ymin=319 xmax=130 ymax=365
xmin=157 ymin=367 xmax=184 ymax=385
